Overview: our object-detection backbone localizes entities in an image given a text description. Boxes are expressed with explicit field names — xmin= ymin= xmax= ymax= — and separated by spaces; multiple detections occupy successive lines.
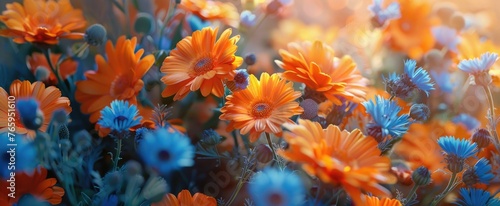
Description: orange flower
xmin=271 ymin=19 xmax=338 ymax=50
xmin=0 ymin=0 xmax=86 ymax=45
xmin=364 ymin=195 xmax=402 ymax=206
xmin=179 ymin=0 xmax=239 ymax=27
xmin=0 ymin=80 xmax=71 ymax=137
xmin=75 ymin=36 xmax=154 ymax=123
xmin=161 ymin=27 xmax=243 ymax=101
xmin=152 ymin=190 xmax=216 ymax=206
xmin=279 ymin=119 xmax=396 ymax=206
xmin=276 ymin=41 xmax=368 ymax=105
xmin=383 ymin=0 xmax=435 ymax=59
xmin=0 ymin=167 xmax=65 ymax=205
xmin=27 ymin=52 xmax=77 ymax=85
xmin=220 ymin=72 xmax=303 ymax=142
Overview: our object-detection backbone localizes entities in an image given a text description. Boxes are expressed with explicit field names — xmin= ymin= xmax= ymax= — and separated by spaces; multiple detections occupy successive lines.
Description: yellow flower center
xmin=193 ymin=57 xmax=214 ymax=75
xmin=251 ymin=102 xmax=272 ymax=118
xmin=110 ymin=74 xmax=131 ymax=98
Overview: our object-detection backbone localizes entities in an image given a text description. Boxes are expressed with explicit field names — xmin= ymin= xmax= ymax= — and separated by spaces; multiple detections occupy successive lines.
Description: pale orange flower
xmin=364 ymin=195 xmax=402 ymax=206
xmin=0 ymin=168 xmax=65 ymax=205
xmin=383 ymin=0 xmax=435 ymax=59
xmin=152 ymin=190 xmax=216 ymax=206
xmin=220 ymin=72 xmax=303 ymax=142
xmin=279 ymin=119 xmax=396 ymax=205
xmin=179 ymin=0 xmax=239 ymax=27
xmin=276 ymin=41 xmax=368 ymax=105
xmin=161 ymin=27 xmax=243 ymax=101
xmin=75 ymin=36 xmax=154 ymax=123
xmin=26 ymin=52 xmax=77 ymax=85
xmin=0 ymin=80 xmax=71 ymax=137
xmin=271 ymin=19 xmax=338 ymax=50
xmin=0 ymin=0 xmax=86 ymax=45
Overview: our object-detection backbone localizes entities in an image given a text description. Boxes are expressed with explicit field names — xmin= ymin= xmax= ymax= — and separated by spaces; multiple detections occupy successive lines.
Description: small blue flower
xmin=456 ymin=188 xmax=499 ymax=206
xmin=430 ymin=71 xmax=457 ymax=93
xmin=432 ymin=26 xmax=460 ymax=53
xmin=138 ymin=128 xmax=195 ymax=175
xmin=362 ymin=95 xmax=410 ymax=138
xmin=16 ymin=98 xmax=43 ymax=130
xmin=404 ymin=60 xmax=435 ymax=96
xmin=240 ymin=10 xmax=257 ymax=27
xmin=233 ymin=69 xmax=250 ymax=90
xmin=368 ymin=0 xmax=401 ymax=25
xmin=452 ymin=113 xmax=480 ymax=131
xmin=438 ymin=136 xmax=477 ymax=159
xmin=458 ymin=52 xmax=498 ymax=74
xmin=472 ymin=158 xmax=494 ymax=184
xmin=0 ymin=133 xmax=38 ymax=178
xmin=249 ymin=168 xmax=305 ymax=206
xmin=98 ymin=100 xmax=142 ymax=133
xmin=134 ymin=127 xmax=150 ymax=145
xmin=187 ymin=15 xmax=210 ymax=32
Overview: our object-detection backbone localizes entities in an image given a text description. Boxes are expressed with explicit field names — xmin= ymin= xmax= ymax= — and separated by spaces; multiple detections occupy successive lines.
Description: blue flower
xmin=368 ymin=0 xmax=401 ymax=25
xmin=362 ymin=95 xmax=410 ymax=139
xmin=438 ymin=136 xmax=477 ymax=159
xmin=432 ymin=26 xmax=460 ymax=53
xmin=134 ymin=127 xmax=150 ymax=145
xmin=430 ymin=71 xmax=457 ymax=93
xmin=16 ymin=98 xmax=44 ymax=130
xmin=404 ymin=60 xmax=434 ymax=96
xmin=456 ymin=188 xmax=499 ymax=206
xmin=240 ymin=10 xmax=257 ymax=27
xmin=472 ymin=158 xmax=494 ymax=184
xmin=98 ymin=100 xmax=142 ymax=133
xmin=100 ymin=195 xmax=118 ymax=206
xmin=138 ymin=128 xmax=195 ymax=175
xmin=0 ymin=133 xmax=38 ymax=178
xmin=233 ymin=69 xmax=250 ymax=90
xmin=452 ymin=114 xmax=480 ymax=131
xmin=249 ymin=168 xmax=305 ymax=206
xmin=458 ymin=52 xmax=498 ymax=74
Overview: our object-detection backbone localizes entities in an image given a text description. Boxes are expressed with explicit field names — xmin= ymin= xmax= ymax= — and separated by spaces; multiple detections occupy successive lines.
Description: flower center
xmin=268 ymin=192 xmax=284 ymax=205
xmin=158 ymin=150 xmax=171 ymax=161
xmin=251 ymin=102 xmax=272 ymax=118
xmin=110 ymin=75 xmax=131 ymax=98
xmin=193 ymin=57 xmax=214 ymax=75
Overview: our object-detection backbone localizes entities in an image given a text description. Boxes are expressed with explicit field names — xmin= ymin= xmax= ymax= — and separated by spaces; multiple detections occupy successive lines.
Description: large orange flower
xmin=365 ymin=195 xmax=402 ymax=206
xmin=383 ymin=0 xmax=435 ymax=59
xmin=152 ymin=190 xmax=216 ymax=206
xmin=161 ymin=27 xmax=243 ymax=101
xmin=279 ymin=119 xmax=396 ymax=206
xmin=276 ymin=41 xmax=368 ymax=105
xmin=220 ymin=72 xmax=303 ymax=142
xmin=179 ymin=0 xmax=239 ymax=27
xmin=0 ymin=80 xmax=71 ymax=137
xmin=0 ymin=167 xmax=65 ymax=205
xmin=75 ymin=36 xmax=154 ymax=123
xmin=27 ymin=52 xmax=77 ymax=85
xmin=0 ymin=0 xmax=86 ymax=45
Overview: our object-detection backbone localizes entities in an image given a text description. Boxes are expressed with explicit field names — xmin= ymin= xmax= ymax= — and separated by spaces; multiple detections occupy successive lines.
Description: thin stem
xmin=405 ymin=184 xmax=419 ymax=205
xmin=430 ymin=172 xmax=457 ymax=206
xmin=113 ymin=138 xmax=123 ymax=171
xmin=231 ymin=130 xmax=240 ymax=156
xmin=483 ymin=86 xmax=500 ymax=152
xmin=265 ymin=133 xmax=278 ymax=161
xmin=158 ymin=1 xmax=178 ymax=48
xmin=42 ymin=49 xmax=70 ymax=96
xmin=389 ymin=95 xmax=395 ymax=101
xmin=225 ymin=178 xmax=244 ymax=206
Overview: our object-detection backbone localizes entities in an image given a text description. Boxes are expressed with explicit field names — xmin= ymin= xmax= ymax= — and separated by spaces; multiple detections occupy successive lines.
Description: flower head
xmin=403 ymin=60 xmax=434 ymax=95
xmin=16 ymin=98 xmax=44 ymax=131
xmin=432 ymin=26 xmax=460 ymax=53
xmin=279 ymin=119 xmax=396 ymax=206
xmin=365 ymin=195 xmax=402 ymax=206
xmin=161 ymin=27 xmax=243 ymax=101
xmin=0 ymin=80 xmax=71 ymax=137
xmin=463 ymin=158 xmax=494 ymax=186
xmin=225 ymin=68 xmax=249 ymax=92
xmin=138 ymin=128 xmax=195 ymax=175
xmin=97 ymin=100 xmax=142 ymax=134
xmin=152 ymin=190 xmax=216 ymax=206
xmin=240 ymin=10 xmax=257 ymax=27
xmin=438 ymin=136 xmax=477 ymax=173
xmin=456 ymin=188 xmax=500 ymax=206
xmin=27 ymin=52 xmax=77 ymax=84
xmin=75 ymin=36 xmax=154 ymax=123
xmin=452 ymin=113 xmax=480 ymax=131
xmin=0 ymin=0 xmax=86 ymax=45
xmin=363 ymin=95 xmax=410 ymax=139
xmin=220 ymin=72 xmax=303 ymax=142
xmin=458 ymin=52 xmax=499 ymax=75
xmin=368 ymin=0 xmax=401 ymax=26
xmin=409 ymin=103 xmax=430 ymax=122
xmin=179 ymin=0 xmax=239 ymax=27
xmin=248 ymin=168 xmax=305 ymax=206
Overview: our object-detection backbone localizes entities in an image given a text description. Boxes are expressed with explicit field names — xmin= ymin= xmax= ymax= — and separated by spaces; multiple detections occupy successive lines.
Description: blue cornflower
xmin=463 ymin=158 xmax=494 ymax=186
xmin=138 ymin=128 xmax=195 ymax=175
xmin=0 ymin=133 xmax=38 ymax=178
xmin=16 ymin=98 xmax=44 ymax=130
xmin=438 ymin=136 xmax=477 ymax=173
xmin=240 ymin=10 xmax=257 ymax=27
xmin=432 ymin=26 xmax=460 ymax=53
xmin=452 ymin=113 xmax=480 ymax=131
xmin=362 ymin=95 xmax=410 ymax=140
xmin=134 ymin=127 xmax=150 ymax=145
xmin=98 ymin=100 xmax=142 ymax=133
xmin=430 ymin=71 xmax=457 ymax=93
xmin=233 ymin=69 xmax=250 ymax=90
xmin=368 ymin=0 xmax=401 ymax=25
xmin=456 ymin=188 xmax=500 ymax=206
xmin=403 ymin=60 xmax=435 ymax=96
xmin=249 ymin=168 xmax=305 ymax=206
xmin=458 ymin=52 xmax=498 ymax=74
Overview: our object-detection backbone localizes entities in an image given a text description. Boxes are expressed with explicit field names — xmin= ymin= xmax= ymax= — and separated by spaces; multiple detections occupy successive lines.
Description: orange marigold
xmin=161 ymin=27 xmax=243 ymax=101
xmin=27 ymin=52 xmax=77 ymax=85
xmin=0 ymin=0 xmax=86 ymax=45
xmin=220 ymin=72 xmax=303 ymax=142
xmin=364 ymin=195 xmax=402 ymax=206
xmin=279 ymin=119 xmax=396 ymax=206
xmin=0 ymin=80 xmax=71 ymax=137
xmin=383 ymin=0 xmax=435 ymax=59
xmin=75 ymin=36 xmax=154 ymax=123
xmin=276 ymin=41 xmax=368 ymax=105
xmin=179 ymin=0 xmax=239 ymax=27
xmin=0 ymin=168 xmax=65 ymax=205
xmin=152 ymin=190 xmax=216 ymax=206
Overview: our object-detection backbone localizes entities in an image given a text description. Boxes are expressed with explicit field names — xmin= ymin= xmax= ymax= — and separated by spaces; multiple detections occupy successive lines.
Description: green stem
xmin=42 ymin=49 xmax=70 ymax=96
xmin=113 ymin=138 xmax=123 ymax=171
xmin=405 ymin=184 xmax=419 ymax=205
xmin=265 ymin=133 xmax=278 ymax=161
xmin=483 ymin=86 xmax=500 ymax=152
xmin=225 ymin=178 xmax=244 ymax=206
xmin=430 ymin=172 xmax=457 ymax=206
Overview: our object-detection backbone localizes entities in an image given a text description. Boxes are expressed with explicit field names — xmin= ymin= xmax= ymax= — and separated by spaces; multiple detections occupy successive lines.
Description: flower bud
xmin=58 ymin=124 xmax=69 ymax=139
xmin=409 ymin=103 xmax=430 ymax=122
xmin=134 ymin=13 xmax=156 ymax=35
xmin=16 ymin=98 xmax=44 ymax=131
xmin=300 ymin=99 xmax=319 ymax=120
xmin=226 ymin=69 xmax=250 ymax=92
xmin=471 ymin=128 xmax=492 ymax=149
xmin=34 ymin=66 xmax=50 ymax=82
xmin=254 ymin=144 xmax=274 ymax=164
xmin=244 ymin=53 xmax=257 ymax=66
xmin=473 ymin=72 xmax=492 ymax=87
xmin=449 ymin=13 xmax=465 ymax=31
xmin=103 ymin=171 xmax=123 ymax=191
xmin=240 ymin=10 xmax=257 ymax=27
xmin=73 ymin=130 xmax=92 ymax=154
xmin=85 ymin=24 xmax=107 ymax=46
xmin=412 ymin=166 xmax=431 ymax=186
xmin=200 ymin=129 xmax=223 ymax=146
xmin=124 ymin=160 xmax=143 ymax=177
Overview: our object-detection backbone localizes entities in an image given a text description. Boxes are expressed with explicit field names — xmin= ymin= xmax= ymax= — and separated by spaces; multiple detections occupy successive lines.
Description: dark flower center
xmin=158 ymin=150 xmax=171 ymax=161
xmin=251 ymin=102 xmax=272 ymax=118
xmin=193 ymin=57 xmax=214 ymax=75
xmin=268 ymin=192 xmax=284 ymax=205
